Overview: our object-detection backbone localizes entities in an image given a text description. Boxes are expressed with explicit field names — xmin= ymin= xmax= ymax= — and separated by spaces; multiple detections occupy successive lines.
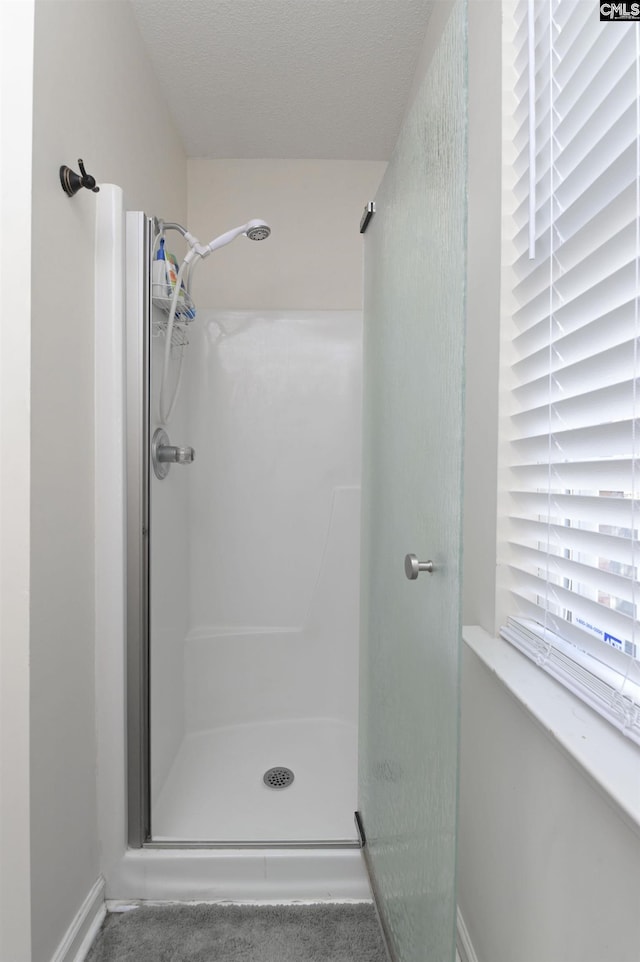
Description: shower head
xmin=245 ymin=220 xmax=271 ymax=242
xmin=203 ymin=219 xmax=272 ymax=256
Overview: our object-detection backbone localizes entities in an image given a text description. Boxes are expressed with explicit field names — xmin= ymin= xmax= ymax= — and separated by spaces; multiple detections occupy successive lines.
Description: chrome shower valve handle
xmin=152 ymin=428 xmax=195 ymax=480
xmin=158 ymin=444 xmax=195 ymax=465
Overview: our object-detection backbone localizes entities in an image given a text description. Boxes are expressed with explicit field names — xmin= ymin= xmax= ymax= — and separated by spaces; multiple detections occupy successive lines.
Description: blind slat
xmin=554 ymin=28 xmax=635 ymax=128
xmin=513 ymin=261 xmax=637 ymax=333
xmin=514 ymin=207 xmax=636 ymax=306
xmin=513 ymin=296 xmax=635 ymax=360
xmin=513 ymin=140 xmax=636 ymax=258
xmin=508 ymin=491 xmax=640 ymax=529
xmin=511 ymin=379 xmax=636 ymax=438
xmin=510 ymin=459 xmax=634 ymax=495
xmin=505 ymin=605 xmax=639 ymax=672
xmin=509 ymin=518 xmax=637 ymax=569
xmin=509 ymin=542 xmax=637 ymax=606
xmin=513 ymin=299 xmax=635 ymax=371
xmin=513 ymin=418 xmax=637 ymax=466
xmin=507 ymin=567 xmax=636 ymax=647
xmin=513 ymin=338 xmax=637 ymax=408
xmin=556 ymin=83 xmax=637 ymax=184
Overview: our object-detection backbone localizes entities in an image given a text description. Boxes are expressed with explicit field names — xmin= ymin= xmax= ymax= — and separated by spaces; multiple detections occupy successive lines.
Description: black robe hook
xmin=59 ymin=159 xmax=100 ymax=197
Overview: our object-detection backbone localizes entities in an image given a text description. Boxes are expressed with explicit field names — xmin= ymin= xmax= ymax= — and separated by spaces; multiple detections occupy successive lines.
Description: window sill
xmin=462 ymin=626 xmax=640 ymax=837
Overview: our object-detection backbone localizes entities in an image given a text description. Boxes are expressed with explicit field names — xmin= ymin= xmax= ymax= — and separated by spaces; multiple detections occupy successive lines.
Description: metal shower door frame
xmin=125 ymin=210 xmax=152 ymax=848
xmin=124 ymin=213 xmax=361 ymax=850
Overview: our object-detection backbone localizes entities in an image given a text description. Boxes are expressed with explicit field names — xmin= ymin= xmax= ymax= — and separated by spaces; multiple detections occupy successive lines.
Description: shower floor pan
xmin=151 ymin=718 xmax=358 ymax=843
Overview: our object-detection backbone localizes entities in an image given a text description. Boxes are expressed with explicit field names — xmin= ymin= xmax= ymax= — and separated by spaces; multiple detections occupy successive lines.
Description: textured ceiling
xmin=131 ymin=0 xmax=433 ymax=160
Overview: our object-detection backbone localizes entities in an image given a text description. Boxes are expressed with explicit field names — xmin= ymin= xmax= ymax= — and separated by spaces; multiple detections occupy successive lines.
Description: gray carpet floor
xmin=85 ymin=903 xmax=388 ymax=962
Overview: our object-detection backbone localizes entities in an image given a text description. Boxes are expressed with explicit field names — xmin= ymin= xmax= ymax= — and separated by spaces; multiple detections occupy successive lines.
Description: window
xmin=500 ymin=0 xmax=640 ymax=743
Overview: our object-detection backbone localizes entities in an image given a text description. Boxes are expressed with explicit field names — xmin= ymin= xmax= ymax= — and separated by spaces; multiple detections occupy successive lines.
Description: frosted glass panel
xmin=358 ymin=4 xmax=467 ymax=961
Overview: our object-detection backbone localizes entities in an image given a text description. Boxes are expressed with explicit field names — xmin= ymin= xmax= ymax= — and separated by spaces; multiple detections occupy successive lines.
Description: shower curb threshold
xmin=105 ymin=846 xmax=370 ymax=903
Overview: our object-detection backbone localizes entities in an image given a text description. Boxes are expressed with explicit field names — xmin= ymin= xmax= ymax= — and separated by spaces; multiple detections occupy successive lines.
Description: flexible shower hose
xmin=159 ymin=257 xmax=189 ymax=424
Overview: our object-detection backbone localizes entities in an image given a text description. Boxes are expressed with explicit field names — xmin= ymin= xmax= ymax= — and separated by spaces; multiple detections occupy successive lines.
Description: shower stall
xmin=105 ymin=1 xmax=467 ymax=957
xmin=126 ymin=211 xmax=363 ymax=844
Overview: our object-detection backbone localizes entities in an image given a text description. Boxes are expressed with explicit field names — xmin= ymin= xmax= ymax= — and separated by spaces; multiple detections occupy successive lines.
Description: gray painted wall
xmin=29 ymin=3 xmax=186 ymax=959
xmin=0 ymin=5 xmax=34 ymax=961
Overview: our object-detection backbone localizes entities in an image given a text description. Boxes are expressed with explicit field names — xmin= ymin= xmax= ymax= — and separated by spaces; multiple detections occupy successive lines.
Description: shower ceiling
xmin=130 ymin=0 xmax=433 ymax=160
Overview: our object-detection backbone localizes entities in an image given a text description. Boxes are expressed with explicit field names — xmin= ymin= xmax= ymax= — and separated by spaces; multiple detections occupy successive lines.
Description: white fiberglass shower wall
xmin=150 ymin=304 xmax=363 ymax=842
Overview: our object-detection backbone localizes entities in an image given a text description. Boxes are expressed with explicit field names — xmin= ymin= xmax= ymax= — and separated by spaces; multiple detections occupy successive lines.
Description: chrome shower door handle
xmin=404 ymin=553 xmax=434 ymax=580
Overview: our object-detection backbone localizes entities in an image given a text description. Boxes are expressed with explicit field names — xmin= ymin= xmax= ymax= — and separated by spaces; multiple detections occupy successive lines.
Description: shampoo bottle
xmin=167 ymin=252 xmax=186 ymax=310
xmin=152 ymin=238 xmax=169 ymax=298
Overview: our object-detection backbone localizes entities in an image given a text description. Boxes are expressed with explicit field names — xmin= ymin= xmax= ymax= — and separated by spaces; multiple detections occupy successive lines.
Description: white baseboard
xmin=50 ymin=877 xmax=106 ymax=962
xmin=457 ymin=906 xmax=479 ymax=962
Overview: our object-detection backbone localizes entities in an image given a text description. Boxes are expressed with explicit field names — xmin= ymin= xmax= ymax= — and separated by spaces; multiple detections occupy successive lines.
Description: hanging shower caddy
xmin=151 ymin=231 xmax=197 ymax=349
xmin=151 ymin=287 xmax=196 ymax=349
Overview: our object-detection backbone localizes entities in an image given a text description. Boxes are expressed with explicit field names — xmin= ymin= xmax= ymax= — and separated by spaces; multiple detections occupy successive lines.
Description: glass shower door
xmin=358 ymin=3 xmax=467 ymax=961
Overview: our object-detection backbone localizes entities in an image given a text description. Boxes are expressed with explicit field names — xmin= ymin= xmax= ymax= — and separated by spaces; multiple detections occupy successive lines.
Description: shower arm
xmin=157 ymin=219 xmax=221 ymax=260
xmin=154 ymin=220 xmax=205 ymax=297
xmin=156 ymin=220 xmax=206 ymax=261
xmin=156 ymin=220 xmax=188 ymax=238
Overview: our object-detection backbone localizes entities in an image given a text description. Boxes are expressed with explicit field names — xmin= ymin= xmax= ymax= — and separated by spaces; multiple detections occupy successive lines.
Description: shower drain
xmin=263 ymin=766 xmax=295 ymax=790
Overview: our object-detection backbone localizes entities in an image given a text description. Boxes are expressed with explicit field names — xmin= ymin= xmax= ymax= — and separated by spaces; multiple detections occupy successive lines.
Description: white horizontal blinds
xmin=503 ymin=0 xmax=640 ymax=743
